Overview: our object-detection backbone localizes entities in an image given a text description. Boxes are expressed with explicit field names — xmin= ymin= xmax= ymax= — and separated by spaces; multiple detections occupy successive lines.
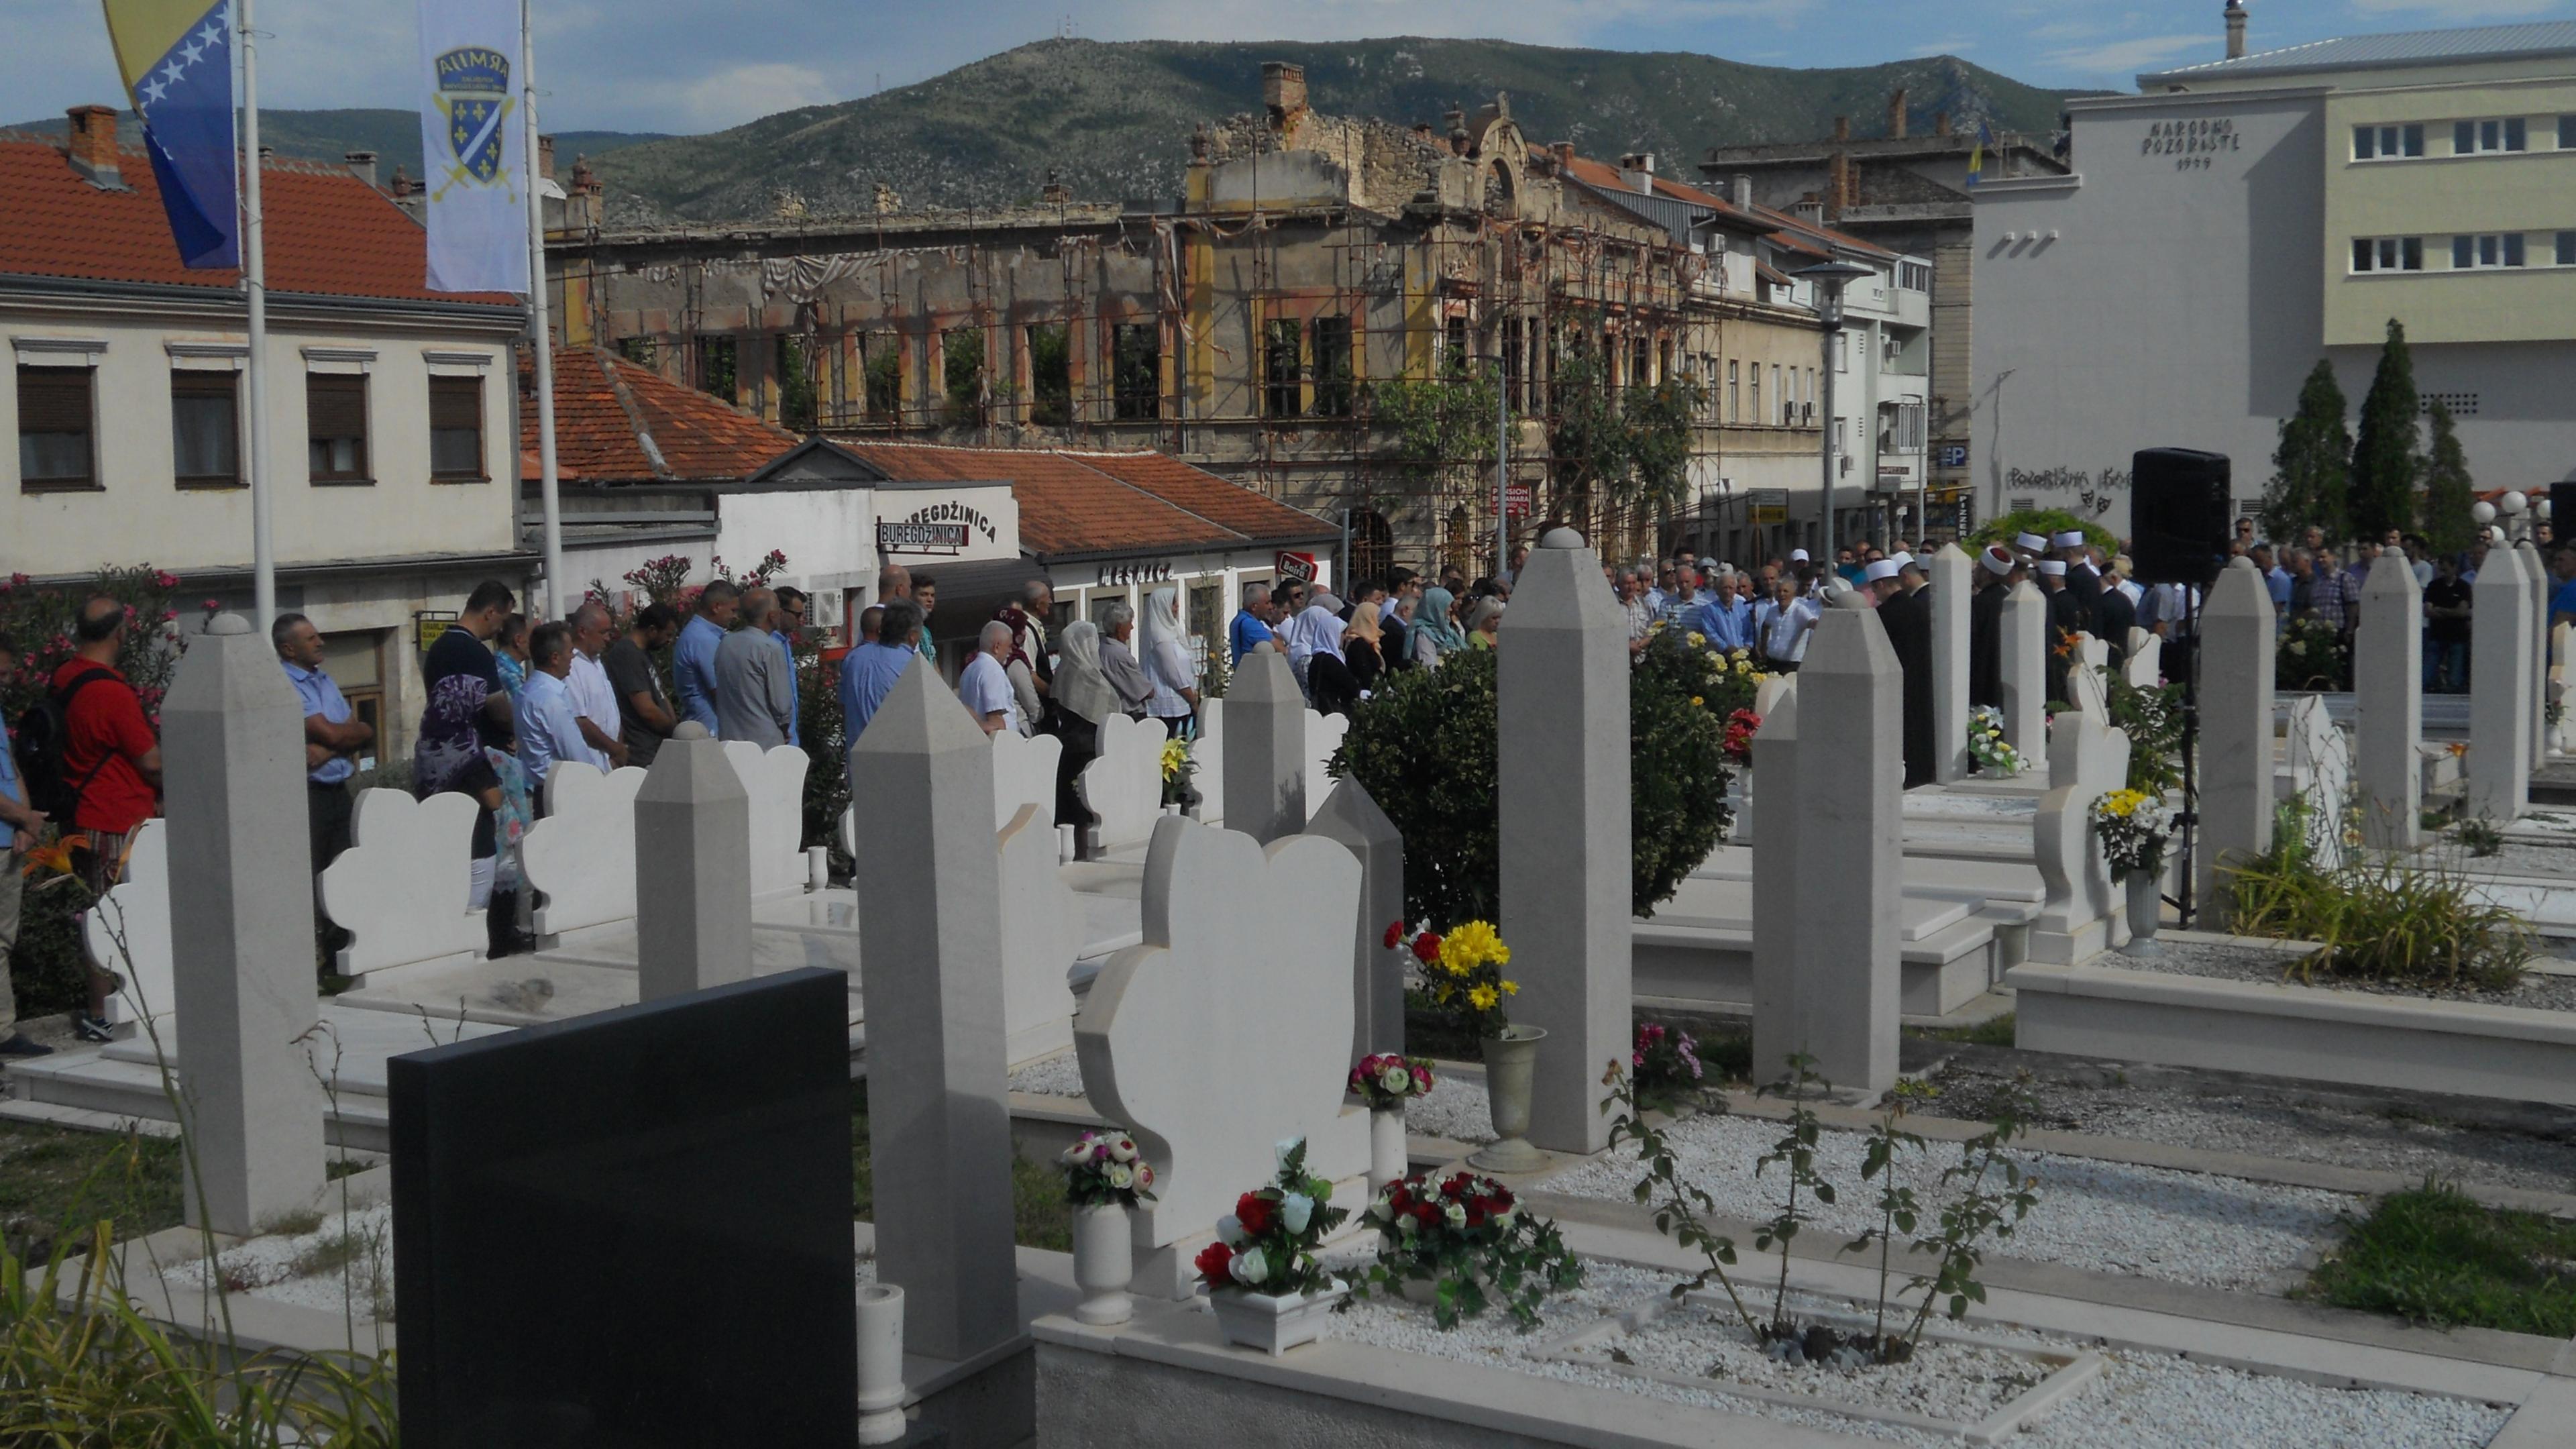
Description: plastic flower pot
xmin=1208 ymin=1279 xmax=1348 ymax=1355
xmin=1368 ymin=1108 xmax=1409 ymax=1195
xmin=1469 ymin=1024 xmax=1549 ymax=1173
xmin=856 ymin=1283 xmax=906 ymax=1445
xmin=1072 ymin=1203 xmax=1134 ymax=1326
xmin=2121 ymin=872 xmax=2163 ymax=957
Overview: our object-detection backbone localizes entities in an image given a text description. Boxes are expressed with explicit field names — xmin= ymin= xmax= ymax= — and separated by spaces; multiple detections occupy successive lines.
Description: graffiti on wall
xmin=2004 ymin=466 xmax=2129 ymax=518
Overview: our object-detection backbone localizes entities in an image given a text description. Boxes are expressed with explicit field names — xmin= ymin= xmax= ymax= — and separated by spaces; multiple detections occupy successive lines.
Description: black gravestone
xmin=390 ymin=968 xmax=855 ymax=1448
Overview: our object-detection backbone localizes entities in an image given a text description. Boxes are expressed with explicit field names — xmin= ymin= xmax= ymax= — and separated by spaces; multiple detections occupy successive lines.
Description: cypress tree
xmin=2418 ymin=398 xmax=2475 ymax=557
xmin=2262 ymin=359 xmax=2350 ymax=543
xmin=2348 ymin=319 xmax=2423 ymax=541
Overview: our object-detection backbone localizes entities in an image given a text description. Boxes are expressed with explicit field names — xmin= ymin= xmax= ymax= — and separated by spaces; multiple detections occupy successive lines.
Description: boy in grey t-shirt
xmin=604 ymin=604 xmax=680 ymax=767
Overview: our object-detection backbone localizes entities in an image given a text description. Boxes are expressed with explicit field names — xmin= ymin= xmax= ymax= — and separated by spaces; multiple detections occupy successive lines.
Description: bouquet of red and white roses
xmin=1348 ymin=1053 xmax=1436 ymax=1111
xmin=1355 ymin=1169 xmax=1582 ymax=1330
xmin=1192 ymin=1138 xmax=1347 ymax=1299
xmin=1061 ymin=1126 xmax=1157 ymax=1210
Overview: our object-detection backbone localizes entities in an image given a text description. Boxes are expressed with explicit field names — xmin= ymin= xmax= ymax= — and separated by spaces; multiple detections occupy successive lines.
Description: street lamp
xmin=1793 ymin=260 xmax=1875 ymax=555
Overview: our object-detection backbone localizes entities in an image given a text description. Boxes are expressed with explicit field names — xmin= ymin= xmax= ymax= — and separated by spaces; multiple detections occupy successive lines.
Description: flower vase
xmin=856 ymin=1283 xmax=907 ymax=1445
xmin=1071 ymin=1203 xmax=1134 ymax=1326
xmin=1368 ymin=1108 xmax=1408 ymax=1195
xmin=1209 ymin=1280 xmax=1348 ymax=1355
xmin=2121 ymin=871 xmax=2163 ymax=957
xmin=1469 ymin=1025 xmax=1549 ymax=1173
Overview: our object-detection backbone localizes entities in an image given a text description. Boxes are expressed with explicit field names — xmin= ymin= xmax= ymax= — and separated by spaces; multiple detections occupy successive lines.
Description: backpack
xmin=11 ymin=665 xmax=115 ymax=822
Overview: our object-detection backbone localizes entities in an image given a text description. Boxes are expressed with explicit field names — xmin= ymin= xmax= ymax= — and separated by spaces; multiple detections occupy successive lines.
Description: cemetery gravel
xmin=1324 ymin=1258 xmax=2511 ymax=1448
xmin=2132 ymin=937 xmax=2576 ymax=1011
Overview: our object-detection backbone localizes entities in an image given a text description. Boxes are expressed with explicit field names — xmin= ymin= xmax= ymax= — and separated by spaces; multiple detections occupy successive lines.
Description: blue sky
xmin=9 ymin=0 xmax=2573 ymax=135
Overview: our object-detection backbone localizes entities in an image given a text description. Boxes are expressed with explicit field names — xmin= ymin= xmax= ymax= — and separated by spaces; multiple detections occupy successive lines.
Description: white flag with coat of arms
xmin=417 ymin=0 xmax=531 ymax=293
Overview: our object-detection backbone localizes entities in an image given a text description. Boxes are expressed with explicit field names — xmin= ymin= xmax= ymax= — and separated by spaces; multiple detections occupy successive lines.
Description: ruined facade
xmin=545 ymin=64 xmax=1925 ymax=574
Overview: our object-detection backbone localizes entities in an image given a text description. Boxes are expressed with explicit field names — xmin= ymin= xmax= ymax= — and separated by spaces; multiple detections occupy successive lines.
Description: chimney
xmin=343 ymin=150 xmax=378 ymax=189
xmin=1935 ymin=112 xmax=1953 ymax=138
xmin=1731 ymin=173 xmax=1753 ymax=208
xmin=1413 ymin=121 xmax=1433 ymax=142
xmin=1827 ymin=152 xmax=1852 ymax=217
xmin=1833 ymin=115 xmax=1850 ymax=142
xmin=1618 ymin=152 xmax=1656 ymax=193
xmin=1887 ymin=88 xmax=1909 ymax=140
xmin=1444 ymin=107 xmax=1468 ymax=155
xmin=62 ymin=105 xmax=123 ymax=189
xmin=2225 ymin=0 xmax=2249 ymax=60
xmin=539 ymin=134 xmax=556 ymax=183
xmin=1794 ymin=197 xmax=1826 ymax=225
xmin=1262 ymin=61 xmax=1307 ymax=127
xmin=1552 ymin=141 xmax=1575 ymax=169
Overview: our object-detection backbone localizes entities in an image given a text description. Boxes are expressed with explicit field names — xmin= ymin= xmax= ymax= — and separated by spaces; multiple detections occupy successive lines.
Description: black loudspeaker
xmin=2551 ymin=482 xmax=2576 ymax=545
xmin=2129 ymin=448 xmax=2233 ymax=586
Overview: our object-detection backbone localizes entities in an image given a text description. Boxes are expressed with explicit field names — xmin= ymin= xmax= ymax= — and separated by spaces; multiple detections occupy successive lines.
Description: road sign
xmin=1937 ymin=443 xmax=1968 ymax=470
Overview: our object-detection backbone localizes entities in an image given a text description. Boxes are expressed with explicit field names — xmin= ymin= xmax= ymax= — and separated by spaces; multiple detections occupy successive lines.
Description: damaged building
xmin=543 ymin=63 xmax=1931 ymax=575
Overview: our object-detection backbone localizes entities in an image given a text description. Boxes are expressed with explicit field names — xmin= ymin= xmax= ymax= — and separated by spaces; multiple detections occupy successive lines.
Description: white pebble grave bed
xmin=1538 ymin=1113 xmax=2351 ymax=1292
xmin=161 ymin=1202 xmax=395 ymax=1318
xmin=1325 ymin=1258 xmax=2511 ymax=1448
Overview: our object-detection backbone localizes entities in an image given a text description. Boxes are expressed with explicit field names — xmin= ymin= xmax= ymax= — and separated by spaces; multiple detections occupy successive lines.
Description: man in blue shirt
xmin=839 ymin=601 xmax=923 ymax=746
xmin=773 ymin=586 xmax=808 ymax=748
xmin=1229 ymin=582 xmax=1279 ymax=665
xmin=0 ymin=634 xmax=54 ymax=1057
xmin=1698 ymin=573 xmax=1754 ymax=653
xmin=519 ymin=622 xmax=606 ymax=803
xmin=672 ymin=578 xmax=739 ymax=731
xmin=274 ymin=612 xmax=373 ymax=892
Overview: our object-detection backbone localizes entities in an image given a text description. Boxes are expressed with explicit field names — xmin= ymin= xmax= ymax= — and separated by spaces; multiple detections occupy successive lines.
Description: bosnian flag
xmin=100 ymin=0 xmax=238 ymax=268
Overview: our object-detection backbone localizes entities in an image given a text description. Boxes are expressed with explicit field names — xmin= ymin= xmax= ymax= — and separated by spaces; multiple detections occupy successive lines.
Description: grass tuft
xmin=2306 ymin=1179 xmax=2576 ymax=1336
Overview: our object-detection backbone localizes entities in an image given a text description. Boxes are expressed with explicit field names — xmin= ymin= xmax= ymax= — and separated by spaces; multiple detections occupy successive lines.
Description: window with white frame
xmin=2453 ymin=118 xmax=2528 ymax=154
xmin=2451 ymin=233 xmax=2526 ymax=269
xmin=2352 ymin=123 xmax=2425 ymax=160
xmin=2350 ymin=236 xmax=2424 ymax=272
xmin=1896 ymin=260 xmax=1931 ymax=291
xmin=1833 ymin=331 xmax=1847 ymax=372
xmin=1884 ymin=402 xmax=1925 ymax=452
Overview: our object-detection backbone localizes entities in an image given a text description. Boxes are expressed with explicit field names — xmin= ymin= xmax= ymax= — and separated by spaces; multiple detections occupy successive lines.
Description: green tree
xmin=2263 ymin=360 xmax=2350 ymax=543
xmin=2347 ymin=319 xmax=2422 ymax=541
xmin=2418 ymin=398 xmax=2476 ymax=557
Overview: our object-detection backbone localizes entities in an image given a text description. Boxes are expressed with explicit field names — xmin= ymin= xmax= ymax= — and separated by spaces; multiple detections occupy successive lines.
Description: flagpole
xmin=521 ymin=0 xmax=565 ymax=619
xmin=240 ymin=0 xmax=274 ymax=631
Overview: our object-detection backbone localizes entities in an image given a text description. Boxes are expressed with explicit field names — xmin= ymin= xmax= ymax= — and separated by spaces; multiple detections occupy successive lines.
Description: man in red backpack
xmin=52 ymin=597 xmax=162 ymax=1042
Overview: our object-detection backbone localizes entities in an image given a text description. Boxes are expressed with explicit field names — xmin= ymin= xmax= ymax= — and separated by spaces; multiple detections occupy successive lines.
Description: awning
xmin=911 ymin=555 xmax=1051 ymax=643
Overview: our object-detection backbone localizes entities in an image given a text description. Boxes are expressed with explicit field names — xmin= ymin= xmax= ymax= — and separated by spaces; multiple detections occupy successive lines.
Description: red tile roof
xmin=1544 ymin=144 xmax=1894 ymax=262
xmin=0 ymin=131 xmax=518 ymax=306
xmin=523 ymin=349 xmax=800 ymax=483
xmin=824 ymin=440 xmax=1334 ymax=559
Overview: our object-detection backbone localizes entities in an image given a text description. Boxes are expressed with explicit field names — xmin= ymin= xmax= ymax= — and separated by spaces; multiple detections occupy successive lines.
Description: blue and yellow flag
xmin=1966 ymin=122 xmax=1997 ymax=188
xmin=101 ymin=0 xmax=237 ymax=268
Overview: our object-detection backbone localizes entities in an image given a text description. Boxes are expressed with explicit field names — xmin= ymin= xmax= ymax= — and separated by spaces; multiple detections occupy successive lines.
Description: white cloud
xmin=674 ymin=63 xmax=837 ymax=131
xmin=2350 ymin=0 xmax=2561 ymax=15
xmin=2045 ymin=34 xmax=2209 ymax=74
xmin=1913 ymin=36 xmax=1977 ymax=57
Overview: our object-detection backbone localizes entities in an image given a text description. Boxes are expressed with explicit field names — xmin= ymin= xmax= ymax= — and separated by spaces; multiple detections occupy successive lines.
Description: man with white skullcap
xmin=2013 ymin=531 xmax=2050 ymax=560
xmin=2053 ymin=528 xmax=2104 ymax=634
xmin=1969 ymin=544 xmax=2021 ymax=708
xmin=2037 ymin=557 xmax=2082 ymax=704
xmin=1870 ymin=557 xmax=1938 ymax=785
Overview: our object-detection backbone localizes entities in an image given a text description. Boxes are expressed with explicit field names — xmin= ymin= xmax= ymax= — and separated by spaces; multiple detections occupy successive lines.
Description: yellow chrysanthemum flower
xmin=1439 ymin=920 xmax=1509 ymax=974
xmin=1468 ymin=984 xmax=1499 ymax=1011
xmin=1686 ymin=631 xmax=1706 ymax=647
xmin=1499 ymin=979 xmax=1517 ymax=996
xmin=1690 ymin=696 xmax=1704 ymax=707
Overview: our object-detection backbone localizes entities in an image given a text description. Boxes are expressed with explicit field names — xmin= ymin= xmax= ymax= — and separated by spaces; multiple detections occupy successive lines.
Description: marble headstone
xmin=1079 ymin=712 xmax=1165 ymax=849
xmin=2029 ymin=710 xmax=2133 ymax=964
xmin=997 ymin=802 xmax=1083 ymax=1066
xmin=990 ymin=728 xmax=1063 ymax=835
xmin=522 ymin=761 xmax=650 ymax=938
xmin=2467 ymin=545 xmax=2536 ymax=822
xmin=2124 ymin=634 xmax=2162 ymax=690
xmin=2197 ymin=561 xmax=2276 ymax=928
xmin=319 ymin=788 xmax=485 ymax=979
xmin=1308 ymin=776 xmax=1406 ymax=1063
xmin=1220 ymin=650 xmax=1304 ymax=842
xmin=2286 ymin=694 xmax=2353 ymax=871
xmin=1928 ymin=545 xmax=1972 ymax=784
xmin=1997 ymin=581 xmax=2049 ymax=775
xmin=724 ymin=741 xmax=811 ymax=900
xmin=1189 ymin=699 xmax=1226 ymax=822
xmin=636 ymin=726 xmax=754 ymax=1002
xmin=85 ymin=817 xmax=172 ymax=1026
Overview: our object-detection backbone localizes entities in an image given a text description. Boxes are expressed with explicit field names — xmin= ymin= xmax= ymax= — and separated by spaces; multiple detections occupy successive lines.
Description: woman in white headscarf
xmin=1051 ymin=620 xmax=1120 ymax=848
xmin=1288 ymin=593 xmax=1364 ymax=716
xmin=1139 ymin=588 xmax=1200 ymax=737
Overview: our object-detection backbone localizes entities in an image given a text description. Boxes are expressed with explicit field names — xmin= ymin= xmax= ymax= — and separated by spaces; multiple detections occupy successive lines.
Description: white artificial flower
xmin=1444 ymin=1201 xmax=1468 ymax=1228
xmin=1231 ymin=1247 xmax=1269 ymax=1285
xmin=1064 ymin=1139 xmax=1096 ymax=1165
xmin=1105 ymin=1163 xmax=1134 ymax=1190
xmin=1275 ymin=1138 xmax=1301 ymax=1173
xmin=1280 ymin=1192 xmax=1314 ymax=1235
xmin=1379 ymin=1065 xmax=1410 ymax=1094
xmin=1108 ymin=1136 xmax=1138 ymax=1163
xmin=1217 ymin=1214 xmax=1246 ymax=1247
xmin=1397 ymin=1214 xmax=1419 ymax=1236
xmin=1492 ymin=1202 xmax=1515 ymax=1227
xmin=1368 ymin=1197 xmax=1393 ymax=1222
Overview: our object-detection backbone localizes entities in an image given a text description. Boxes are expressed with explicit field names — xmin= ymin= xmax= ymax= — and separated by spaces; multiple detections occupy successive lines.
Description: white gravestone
xmin=1307 ymin=777 xmax=1405 ymax=1063
xmin=2029 ymin=710 xmax=2134 ymax=965
xmin=1188 ymin=698 xmax=1225 ymax=822
xmin=1224 ymin=651 xmax=1305 ymax=842
xmin=1075 ymin=814 xmax=1368 ymax=1297
xmin=2065 ymin=652 xmax=2110 ymax=720
xmin=638 ymin=726 xmax=755 ymax=1002
xmin=2359 ymin=551 xmax=2411 ymax=845
xmin=319 ymin=788 xmax=484 ymax=980
xmin=2526 ymin=543 xmax=2551 ymax=764
xmin=1079 ymin=711 xmax=1165 ymax=850
xmin=2286 ymin=694 xmax=2353 ymax=872
xmin=162 ymin=614 xmax=325 ymax=1237
xmin=2197 ymin=560 xmax=2276 ymax=928
xmin=1928 ymin=544 xmax=1973 ymax=784
xmin=991 ymin=728 xmax=1062 ymax=835
xmin=2468 ymin=546 xmax=2536 ymax=822
xmin=85 ymin=817 xmax=172 ymax=1026
xmin=2076 ymin=633 xmax=2109 ymax=675
xmin=2551 ymin=622 xmax=2573 ymax=757
xmin=2125 ymin=635 xmax=2162 ymax=691
xmin=1997 ymin=581 xmax=2050 ymax=775
xmin=1303 ymin=709 xmax=1350 ymax=822
xmin=998 ymin=802 xmax=1083 ymax=1067
xmin=724 ymin=741 xmax=811 ymax=900
xmin=523 ymin=761 xmax=649 ymax=938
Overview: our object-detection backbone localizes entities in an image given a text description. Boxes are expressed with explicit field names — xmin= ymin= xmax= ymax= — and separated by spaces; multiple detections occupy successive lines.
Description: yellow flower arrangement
xmin=1690 ymin=696 xmax=1704 ymax=707
xmin=2096 ymin=788 xmax=2150 ymax=819
xmin=1417 ymin=919 xmax=1518 ymax=1038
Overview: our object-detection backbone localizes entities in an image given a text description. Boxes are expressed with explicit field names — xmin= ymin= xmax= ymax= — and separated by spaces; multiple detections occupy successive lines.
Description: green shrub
xmin=1336 ymin=640 xmax=1732 ymax=928
xmin=2277 ymin=618 xmax=2350 ymax=691
xmin=7 ymin=867 xmax=93 ymax=1024
xmin=2225 ymin=795 xmax=2535 ymax=991
xmin=2306 ymin=1179 xmax=2576 ymax=1336
xmin=2104 ymin=674 xmax=2183 ymax=798
xmin=1964 ymin=509 xmax=2116 ymax=558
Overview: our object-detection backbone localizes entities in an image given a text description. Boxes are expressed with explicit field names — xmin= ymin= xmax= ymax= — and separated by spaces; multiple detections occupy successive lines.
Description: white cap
xmin=1790 ymin=548 xmax=1811 ymax=562
xmin=1980 ymin=545 xmax=2016 ymax=576
xmin=2038 ymin=559 xmax=2068 ymax=576
xmin=1889 ymin=551 xmax=1917 ymax=571
xmin=2015 ymin=532 xmax=2048 ymax=553
xmin=2051 ymin=530 xmax=2086 ymax=548
xmin=1864 ymin=559 xmax=1902 ymax=582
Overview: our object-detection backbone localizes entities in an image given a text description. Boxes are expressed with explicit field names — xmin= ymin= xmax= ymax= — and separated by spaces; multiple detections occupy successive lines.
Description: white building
xmin=1972 ymin=15 xmax=2576 ymax=535
xmin=3 ymin=109 xmax=530 ymax=764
